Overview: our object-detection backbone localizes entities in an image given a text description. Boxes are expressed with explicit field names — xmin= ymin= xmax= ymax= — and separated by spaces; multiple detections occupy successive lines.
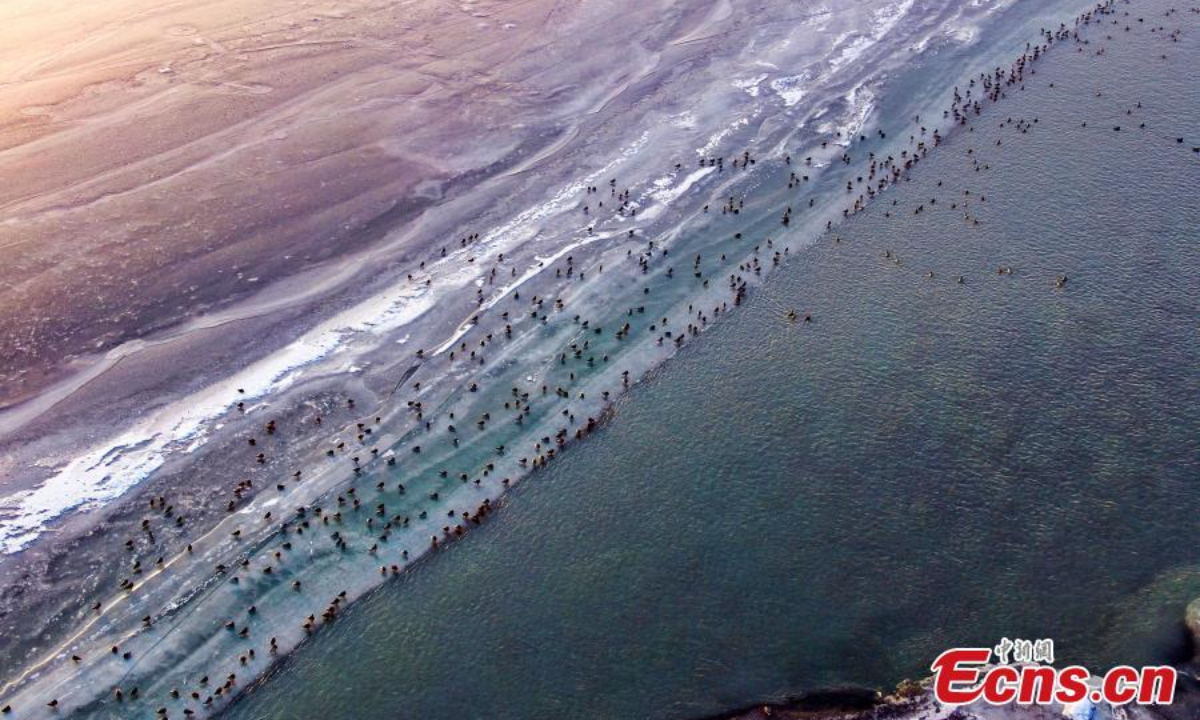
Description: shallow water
xmin=222 ymin=2 xmax=1200 ymax=719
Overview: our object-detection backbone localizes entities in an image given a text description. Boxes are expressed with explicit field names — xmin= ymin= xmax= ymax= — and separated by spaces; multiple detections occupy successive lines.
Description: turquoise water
xmin=222 ymin=3 xmax=1200 ymax=719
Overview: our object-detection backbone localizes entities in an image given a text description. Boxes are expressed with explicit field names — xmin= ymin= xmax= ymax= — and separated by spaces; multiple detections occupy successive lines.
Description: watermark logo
xmin=930 ymin=639 xmax=1176 ymax=707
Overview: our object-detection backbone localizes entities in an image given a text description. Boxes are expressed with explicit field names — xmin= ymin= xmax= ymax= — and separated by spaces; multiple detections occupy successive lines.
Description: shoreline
xmin=698 ymin=608 xmax=1200 ymax=720
xmin=696 ymin=663 xmax=1200 ymax=720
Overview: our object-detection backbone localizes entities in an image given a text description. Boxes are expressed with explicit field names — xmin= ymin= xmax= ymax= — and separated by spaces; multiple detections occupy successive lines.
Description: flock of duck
xmin=3 ymin=1 xmax=1195 ymax=716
